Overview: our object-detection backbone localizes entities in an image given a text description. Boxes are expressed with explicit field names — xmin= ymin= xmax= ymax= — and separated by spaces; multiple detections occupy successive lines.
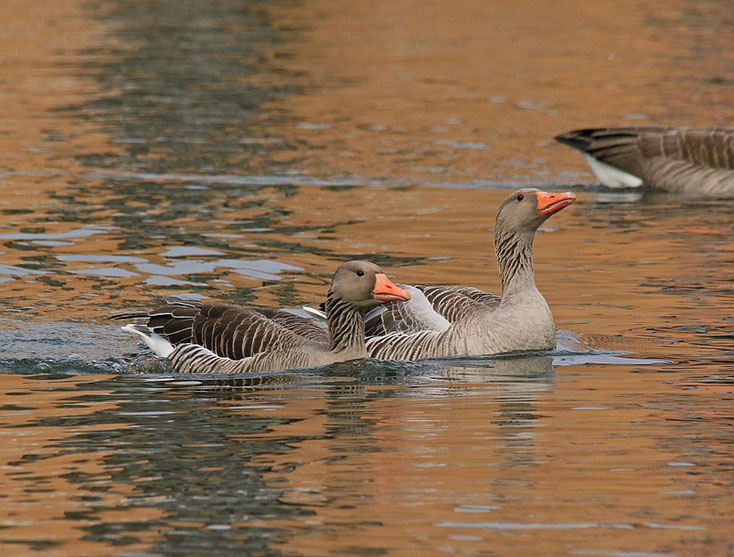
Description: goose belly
xmin=366 ymin=306 xmax=556 ymax=361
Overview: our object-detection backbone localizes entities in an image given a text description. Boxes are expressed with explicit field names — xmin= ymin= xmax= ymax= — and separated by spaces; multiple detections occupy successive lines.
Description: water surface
xmin=1 ymin=1 xmax=732 ymax=555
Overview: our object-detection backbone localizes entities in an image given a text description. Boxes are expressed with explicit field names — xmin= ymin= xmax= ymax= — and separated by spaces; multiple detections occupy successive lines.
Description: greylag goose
xmin=555 ymin=126 xmax=734 ymax=195
xmin=365 ymin=188 xmax=575 ymax=360
xmin=117 ymin=260 xmax=411 ymax=374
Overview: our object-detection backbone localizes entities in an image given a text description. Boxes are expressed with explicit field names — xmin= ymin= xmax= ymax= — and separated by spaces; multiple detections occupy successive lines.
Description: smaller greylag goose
xmin=555 ymin=126 xmax=734 ymax=195
xmin=365 ymin=188 xmax=575 ymax=360
xmin=117 ymin=260 xmax=410 ymax=374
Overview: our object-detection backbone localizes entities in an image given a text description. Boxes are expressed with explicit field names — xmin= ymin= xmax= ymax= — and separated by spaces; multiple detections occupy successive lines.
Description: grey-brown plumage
xmin=366 ymin=188 xmax=575 ymax=360
xmin=117 ymin=260 xmax=410 ymax=374
xmin=365 ymin=285 xmax=500 ymax=337
xmin=555 ymin=127 xmax=734 ymax=195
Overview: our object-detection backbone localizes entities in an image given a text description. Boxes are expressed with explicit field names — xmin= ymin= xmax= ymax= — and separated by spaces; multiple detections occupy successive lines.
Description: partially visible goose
xmin=555 ymin=126 xmax=734 ymax=195
xmin=117 ymin=260 xmax=410 ymax=374
xmin=365 ymin=188 xmax=575 ymax=360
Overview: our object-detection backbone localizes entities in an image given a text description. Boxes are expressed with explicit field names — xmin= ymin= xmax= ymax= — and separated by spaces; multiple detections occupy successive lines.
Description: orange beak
xmin=372 ymin=274 xmax=411 ymax=302
xmin=537 ymin=191 xmax=576 ymax=215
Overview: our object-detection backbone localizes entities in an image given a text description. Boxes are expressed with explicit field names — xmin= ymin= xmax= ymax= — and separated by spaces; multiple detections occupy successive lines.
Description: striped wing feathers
xmin=118 ymin=297 xmax=327 ymax=361
xmin=191 ymin=304 xmax=326 ymax=360
xmin=366 ymin=284 xmax=499 ymax=337
xmin=557 ymin=127 xmax=734 ymax=176
xmin=417 ymin=285 xmax=501 ymax=322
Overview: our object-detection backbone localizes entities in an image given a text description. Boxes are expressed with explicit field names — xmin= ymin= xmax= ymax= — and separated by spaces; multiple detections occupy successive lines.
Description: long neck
xmin=494 ymin=228 xmax=536 ymax=293
xmin=324 ymin=293 xmax=366 ymax=354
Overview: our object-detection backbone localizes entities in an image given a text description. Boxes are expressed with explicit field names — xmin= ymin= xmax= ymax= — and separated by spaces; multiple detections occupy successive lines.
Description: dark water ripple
xmin=64 ymin=0 xmax=304 ymax=177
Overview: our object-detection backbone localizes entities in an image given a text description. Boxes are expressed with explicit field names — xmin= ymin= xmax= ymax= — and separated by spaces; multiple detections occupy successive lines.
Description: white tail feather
xmin=121 ymin=324 xmax=174 ymax=358
xmin=584 ymin=154 xmax=643 ymax=188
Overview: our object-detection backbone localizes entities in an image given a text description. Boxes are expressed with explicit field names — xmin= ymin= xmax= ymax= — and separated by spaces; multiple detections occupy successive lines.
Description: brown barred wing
xmin=416 ymin=285 xmax=500 ymax=323
xmin=365 ymin=284 xmax=499 ymax=337
xmin=112 ymin=297 xmax=203 ymax=345
xmin=256 ymin=308 xmax=329 ymax=343
xmin=631 ymin=127 xmax=734 ymax=171
xmin=556 ymin=127 xmax=734 ymax=177
xmin=191 ymin=304 xmax=327 ymax=360
xmin=555 ymin=127 xmax=670 ymax=178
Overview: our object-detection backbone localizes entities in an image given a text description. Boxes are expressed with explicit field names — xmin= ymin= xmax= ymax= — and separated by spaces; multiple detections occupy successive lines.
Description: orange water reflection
xmin=0 ymin=374 xmax=165 ymax=556
xmin=263 ymin=0 xmax=734 ymax=184
xmin=0 ymin=0 xmax=733 ymax=555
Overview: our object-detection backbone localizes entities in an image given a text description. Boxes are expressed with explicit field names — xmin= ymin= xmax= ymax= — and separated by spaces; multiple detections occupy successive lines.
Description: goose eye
xmin=356 ymin=270 xmax=365 ymax=277
xmin=516 ymin=193 xmax=525 ymax=201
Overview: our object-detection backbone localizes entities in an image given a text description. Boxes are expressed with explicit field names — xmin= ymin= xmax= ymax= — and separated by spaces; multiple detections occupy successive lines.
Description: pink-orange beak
xmin=372 ymin=274 xmax=411 ymax=302
xmin=536 ymin=191 xmax=576 ymax=215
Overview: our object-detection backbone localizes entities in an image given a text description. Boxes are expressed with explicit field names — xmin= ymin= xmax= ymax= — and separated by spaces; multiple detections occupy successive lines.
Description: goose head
xmin=495 ymin=188 xmax=576 ymax=236
xmin=329 ymin=260 xmax=411 ymax=310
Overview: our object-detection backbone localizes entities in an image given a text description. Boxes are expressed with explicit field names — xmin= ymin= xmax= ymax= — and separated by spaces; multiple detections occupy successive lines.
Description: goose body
xmin=365 ymin=189 xmax=575 ymax=360
xmin=117 ymin=261 xmax=410 ymax=374
xmin=555 ymin=126 xmax=734 ymax=195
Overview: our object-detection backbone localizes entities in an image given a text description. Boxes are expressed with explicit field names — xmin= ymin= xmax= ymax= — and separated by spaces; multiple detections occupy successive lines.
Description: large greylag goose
xmin=364 ymin=188 xmax=575 ymax=360
xmin=117 ymin=260 xmax=411 ymax=374
xmin=555 ymin=126 xmax=734 ymax=195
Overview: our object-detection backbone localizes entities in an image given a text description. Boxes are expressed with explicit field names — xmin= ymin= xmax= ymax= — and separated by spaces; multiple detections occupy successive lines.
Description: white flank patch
xmin=584 ymin=154 xmax=643 ymax=188
xmin=121 ymin=324 xmax=174 ymax=358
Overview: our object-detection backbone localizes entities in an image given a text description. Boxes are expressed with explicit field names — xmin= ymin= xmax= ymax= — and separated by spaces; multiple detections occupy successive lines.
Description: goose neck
xmin=324 ymin=295 xmax=366 ymax=354
xmin=494 ymin=229 xmax=536 ymax=292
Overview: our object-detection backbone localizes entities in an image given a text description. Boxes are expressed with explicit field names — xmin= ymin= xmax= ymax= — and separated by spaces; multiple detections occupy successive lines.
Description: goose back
xmin=122 ymin=301 xmax=334 ymax=373
xmin=416 ymin=285 xmax=501 ymax=322
xmin=556 ymin=127 xmax=734 ymax=194
xmin=365 ymin=284 xmax=500 ymax=337
xmin=117 ymin=297 xmax=329 ymax=358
